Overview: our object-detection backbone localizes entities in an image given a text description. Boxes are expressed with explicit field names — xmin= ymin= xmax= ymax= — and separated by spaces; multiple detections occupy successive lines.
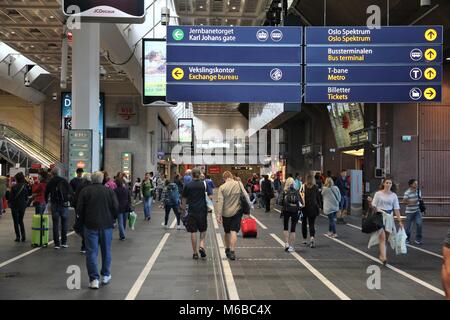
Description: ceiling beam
xmin=0 ymin=39 xmax=61 ymax=43
xmin=0 ymin=23 xmax=62 ymax=29
xmin=0 ymin=5 xmax=61 ymax=9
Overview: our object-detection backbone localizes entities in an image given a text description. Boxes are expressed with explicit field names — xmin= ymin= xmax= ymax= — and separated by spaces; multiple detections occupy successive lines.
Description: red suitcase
xmin=241 ymin=217 xmax=257 ymax=238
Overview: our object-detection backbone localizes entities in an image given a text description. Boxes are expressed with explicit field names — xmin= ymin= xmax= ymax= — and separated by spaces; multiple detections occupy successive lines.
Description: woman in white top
xmin=369 ymin=178 xmax=404 ymax=265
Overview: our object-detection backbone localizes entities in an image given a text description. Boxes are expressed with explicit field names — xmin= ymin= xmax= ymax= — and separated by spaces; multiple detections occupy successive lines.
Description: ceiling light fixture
xmin=232 ymin=6 xmax=236 ymax=10
xmin=446 ymin=57 xmax=450 ymax=61
xmin=10 ymin=31 xmax=16 ymax=34
xmin=49 ymin=15 xmax=54 ymax=19
xmin=199 ymin=5 xmax=203 ymax=9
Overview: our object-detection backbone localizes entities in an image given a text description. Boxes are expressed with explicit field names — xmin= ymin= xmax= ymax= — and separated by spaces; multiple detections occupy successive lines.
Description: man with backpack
xmin=281 ymin=182 xmax=303 ymax=252
xmin=141 ymin=173 xmax=154 ymax=221
xmin=162 ymin=180 xmax=182 ymax=230
xmin=45 ymin=167 xmax=73 ymax=249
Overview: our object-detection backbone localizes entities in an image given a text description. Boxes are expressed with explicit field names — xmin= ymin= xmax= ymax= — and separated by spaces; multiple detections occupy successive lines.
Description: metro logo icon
xmin=256 ymin=29 xmax=269 ymax=42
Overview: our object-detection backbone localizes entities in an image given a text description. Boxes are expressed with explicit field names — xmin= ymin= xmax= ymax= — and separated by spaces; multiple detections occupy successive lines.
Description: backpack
xmin=165 ymin=183 xmax=180 ymax=206
xmin=55 ymin=179 xmax=72 ymax=207
xmin=142 ymin=180 xmax=154 ymax=198
xmin=284 ymin=190 xmax=299 ymax=213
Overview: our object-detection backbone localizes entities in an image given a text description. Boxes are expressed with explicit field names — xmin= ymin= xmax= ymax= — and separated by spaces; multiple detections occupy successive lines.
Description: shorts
xmin=222 ymin=213 xmax=242 ymax=233
xmin=339 ymin=195 xmax=349 ymax=210
xmin=283 ymin=211 xmax=300 ymax=232
xmin=186 ymin=214 xmax=207 ymax=233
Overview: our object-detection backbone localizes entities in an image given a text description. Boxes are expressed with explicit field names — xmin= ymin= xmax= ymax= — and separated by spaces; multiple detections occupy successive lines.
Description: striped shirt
xmin=403 ymin=188 xmax=420 ymax=214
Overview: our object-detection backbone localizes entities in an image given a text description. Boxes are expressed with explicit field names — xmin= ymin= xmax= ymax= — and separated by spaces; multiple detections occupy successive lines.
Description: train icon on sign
xmin=256 ymin=29 xmax=269 ymax=41
xmin=410 ymin=48 xmax=423 ymax=61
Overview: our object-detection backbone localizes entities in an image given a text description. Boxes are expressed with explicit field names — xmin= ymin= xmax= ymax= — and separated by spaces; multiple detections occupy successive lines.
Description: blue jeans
xmin=51 ymin=205 xmax=69 ymax=246
xmin=117 ymin=212 xmax=128 ymax=239
xmin=143 ymin=196 xmax=153 ymax=219
xmin=405 ymin=210 xmax=422 ymax=242
xmin=84 ymin=228 xmax=112 ymax=281
xmin=328 ymin=211 xmax=337 ymax=234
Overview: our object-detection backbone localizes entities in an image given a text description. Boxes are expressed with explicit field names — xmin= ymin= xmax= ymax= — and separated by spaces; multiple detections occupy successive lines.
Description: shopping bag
xmin=395 ymin=227 xmax=408 ymax=255
xmin=128 ymin=211 xmax=137 ymax=230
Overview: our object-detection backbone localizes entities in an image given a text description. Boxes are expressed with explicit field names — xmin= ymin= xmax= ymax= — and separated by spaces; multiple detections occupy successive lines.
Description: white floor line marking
xmin=249 ymin=214 xmax=267 ymax=230
xmin=215 ymin=233 xmax=239 ymax=300
xmin=319 ymin=214 xmax=444 ymax=259
xmin=125 ymin=233 xmax=171 ymax=300
xmin=170 ymin=217 xmax=177 ymax=229
xmin=323 ymin=234 xmax=445 ymax=296
xmin=270 ymin=233 xmax=350 ymax=300
xmin=211 ymin=211 xmax=219 ymax=230
xmin=0 ymin=231 xmax=75 ymax=269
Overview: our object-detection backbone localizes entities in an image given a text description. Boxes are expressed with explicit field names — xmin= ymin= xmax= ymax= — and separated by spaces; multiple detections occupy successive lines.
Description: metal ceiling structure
xmin=0 ymin=0 xmax=129 ymax=82
xmin=174 ymin=0 xmax=271 ymax=26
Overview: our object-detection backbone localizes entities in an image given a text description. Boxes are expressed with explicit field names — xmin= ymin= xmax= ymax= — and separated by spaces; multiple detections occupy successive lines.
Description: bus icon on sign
xmin=270 ymin=29 xmax=283 ymax=42
xmin=410 ymin=48 xmax=423 ymax=61
xmin=256 ymin=29 xmax=269 ymax=41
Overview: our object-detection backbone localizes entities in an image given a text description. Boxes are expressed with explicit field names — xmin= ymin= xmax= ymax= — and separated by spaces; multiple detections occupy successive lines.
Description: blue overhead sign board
xmin=305 ymin=26 xmax=443 ymax=45
xmin=306 ymin=65 xmax=442 ymax=83
xmin=305 ymin=26 xmax=443 ymax=103
xmin=166 ymin=26 xmax=302 ymax=103
xmin=305 ymin=45 xmax=442 ymax=64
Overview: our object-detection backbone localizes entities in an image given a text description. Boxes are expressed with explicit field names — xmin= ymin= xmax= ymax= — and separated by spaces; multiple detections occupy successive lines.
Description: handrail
xmin=0 ymin=124 xmax=60 ymax=165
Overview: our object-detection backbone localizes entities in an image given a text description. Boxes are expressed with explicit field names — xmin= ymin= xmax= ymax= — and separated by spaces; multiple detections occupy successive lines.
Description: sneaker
xmin=80 ymin=249 xmax=86 ymax=254
xmin=302 ymin=240 xmax=307 ymax=245
xmin=54 ymin=246 xmax=60 ymax=250
xmin=331 ymin=233 xmax=338 ymax=238
xmin=228 ymin=251 xmax=236 ymax=261
xmin=414 ymin=240 xmax=422 ymax=245
xmin=176 ymin=225 xmax=182 ymax=230
xmin=284 ymin=243 xmax=290 ymax=252
xmin=120 ymin=237 xmax=126 ymax=241
xmin=310 ymin=240 xmax=316 ymax=248
xmin=89 ymin=279 xmax=99 ymax=289
xmin=61 ymin=244 xmax=68 ymax=248
xmin=199 ymin=247 xmax=207 ymax=259
xmin=287 ymin=246 xmax=295 ymax=253
xmin=102 ymin=275 xmax=111 ymax=285
xmin=326 ymin=232 xmax=333 ymax=237
xmin=225 ymin=248 xmax=231 ymax=258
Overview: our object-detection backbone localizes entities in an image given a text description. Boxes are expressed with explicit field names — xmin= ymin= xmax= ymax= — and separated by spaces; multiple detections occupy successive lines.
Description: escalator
xmin=0 ymin=124 xmax=61 ymax=170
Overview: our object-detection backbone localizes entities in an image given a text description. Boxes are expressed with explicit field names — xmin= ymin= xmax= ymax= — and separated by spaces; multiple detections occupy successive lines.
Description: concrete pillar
xmin=72 ymin=23 xmax=100 ymax=171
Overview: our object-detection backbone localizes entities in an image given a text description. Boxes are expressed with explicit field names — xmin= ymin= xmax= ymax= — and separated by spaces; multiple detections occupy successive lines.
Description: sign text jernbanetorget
xmin=304 ymin=26 xmax=443 ymax=103
xmin=166 ymin=26 xmax=302 ymax=103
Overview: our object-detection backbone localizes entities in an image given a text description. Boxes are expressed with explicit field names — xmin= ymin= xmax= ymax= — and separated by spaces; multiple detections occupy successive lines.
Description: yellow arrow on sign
xmin=424 ymin=48 xmax=437 ymax=61
xmin=172 ymin=68 xmax=184 ymax=80
xmin=424 ymin=67 xmax=437 ymax=80
xmin=424 ymin=28 xmax=437 ymax=42
xmin=424 ymin=88 xmax=437 ymax=100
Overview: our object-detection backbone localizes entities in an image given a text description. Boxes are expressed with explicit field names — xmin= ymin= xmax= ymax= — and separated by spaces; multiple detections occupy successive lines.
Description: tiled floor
xmin=0 ymin=200 xmax=447 ymax=300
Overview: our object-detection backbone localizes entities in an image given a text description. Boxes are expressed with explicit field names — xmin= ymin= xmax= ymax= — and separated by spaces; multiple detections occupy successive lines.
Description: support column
xmin=72 ymin=23 xmax=100 ymax=171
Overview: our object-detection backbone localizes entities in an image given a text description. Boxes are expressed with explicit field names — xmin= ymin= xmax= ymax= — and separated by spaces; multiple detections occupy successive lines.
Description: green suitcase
xmin=31 ymin=214 xmax=49 ymax=247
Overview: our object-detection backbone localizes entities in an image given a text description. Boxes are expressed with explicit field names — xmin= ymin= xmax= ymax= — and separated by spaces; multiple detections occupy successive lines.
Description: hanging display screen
xmin=327 ymin=103 xmax=366 ymax=148
xmin=142 ymin=39 xmax=168 ymax=104
xmin=178 ymin=118 xmax=193 ymax=144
